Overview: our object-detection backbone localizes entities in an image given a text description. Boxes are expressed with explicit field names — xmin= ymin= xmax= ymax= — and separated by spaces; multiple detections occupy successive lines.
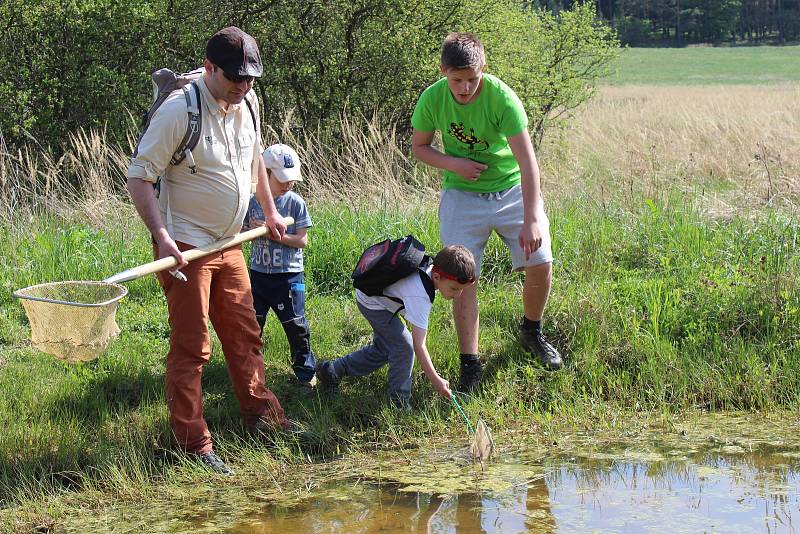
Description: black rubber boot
xmin=315 ymin=360 xmax=341 ymax=392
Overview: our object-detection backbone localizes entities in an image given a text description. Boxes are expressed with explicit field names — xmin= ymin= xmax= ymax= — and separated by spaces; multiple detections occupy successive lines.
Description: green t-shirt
xmin=411 ymin=73 xmax=528 ymax=193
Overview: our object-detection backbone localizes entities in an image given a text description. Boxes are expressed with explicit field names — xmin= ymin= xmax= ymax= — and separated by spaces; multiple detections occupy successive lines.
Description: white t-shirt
xmin=356 ymin=265 xmax=434 ymax=330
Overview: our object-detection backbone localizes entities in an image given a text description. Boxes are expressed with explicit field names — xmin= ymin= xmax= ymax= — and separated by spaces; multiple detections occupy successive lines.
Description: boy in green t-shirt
xmin=411 ymin=32 xmax=562 ymax=393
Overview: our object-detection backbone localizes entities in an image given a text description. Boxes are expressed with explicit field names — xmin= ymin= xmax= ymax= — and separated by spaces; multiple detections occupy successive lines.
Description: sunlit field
xmin=2 ymin=45 xmax=799 ymax=532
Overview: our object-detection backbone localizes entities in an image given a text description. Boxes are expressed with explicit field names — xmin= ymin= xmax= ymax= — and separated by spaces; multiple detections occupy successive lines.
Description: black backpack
xmin=352 ymin=235 xmax=435 ymax=305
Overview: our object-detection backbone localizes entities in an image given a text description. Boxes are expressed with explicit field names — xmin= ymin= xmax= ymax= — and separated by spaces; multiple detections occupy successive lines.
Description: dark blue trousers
xmin=250 ymin=271 xmax=316 ymax=382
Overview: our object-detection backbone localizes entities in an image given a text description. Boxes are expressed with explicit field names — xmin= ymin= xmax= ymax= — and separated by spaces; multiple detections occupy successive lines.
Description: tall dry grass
xmin=0 ymin=114 xmax=436 ymax=230
xmin=542 ymin=84 xmax=800 ymax=215
xmin=263 ymin=111 xmax=438 ymax=206
xmin=0 ymin=127 xmax=131 ymax=228
xmin=2 ymin=84 xmax=799 ymax=223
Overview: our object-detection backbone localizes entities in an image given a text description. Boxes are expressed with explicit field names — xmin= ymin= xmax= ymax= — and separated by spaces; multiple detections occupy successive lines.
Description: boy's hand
xmin=245 ymin=218 xmax=264 ymax=232
xmin=432 ymin=376 xmax=452 ymax=400
xmin=518 ymin=220 xmax=544 ymax=260
xmin=451 ymin=158 xmax=487 ymax=182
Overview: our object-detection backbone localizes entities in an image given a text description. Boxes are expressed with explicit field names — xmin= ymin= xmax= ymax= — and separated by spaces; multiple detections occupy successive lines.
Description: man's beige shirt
xmin=127 ymin=77 xmax=261 ymax=247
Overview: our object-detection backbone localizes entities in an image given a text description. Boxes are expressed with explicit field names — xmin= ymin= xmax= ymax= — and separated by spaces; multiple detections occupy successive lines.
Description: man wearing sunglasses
xmin=126 ymin=27 xmax=292 ymax=477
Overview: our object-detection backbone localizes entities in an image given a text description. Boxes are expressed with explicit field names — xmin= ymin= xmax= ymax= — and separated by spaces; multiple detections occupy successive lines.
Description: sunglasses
xmin=221 ymin=70 xmax=254 ymax=84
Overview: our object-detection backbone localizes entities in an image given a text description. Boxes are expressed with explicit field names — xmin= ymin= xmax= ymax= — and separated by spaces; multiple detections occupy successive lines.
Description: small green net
xmin=14 ymin=281 xmax=128 ymax=363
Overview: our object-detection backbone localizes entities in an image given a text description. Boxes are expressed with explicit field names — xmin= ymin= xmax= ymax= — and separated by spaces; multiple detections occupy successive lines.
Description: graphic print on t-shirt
xmin=448 ymin=122 xmax=489 ymax=153
xmin=244 ymin=192 xmax=311 ymax=274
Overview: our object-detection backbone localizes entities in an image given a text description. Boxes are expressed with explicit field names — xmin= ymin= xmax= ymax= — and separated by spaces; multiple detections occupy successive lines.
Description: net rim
xmin=12 ymin=280 xmax=129 ymax=308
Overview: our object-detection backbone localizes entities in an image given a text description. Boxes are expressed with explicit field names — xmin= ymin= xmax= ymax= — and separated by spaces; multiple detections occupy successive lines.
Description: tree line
xmin=525 ymin=0 xmax=800 ymax=45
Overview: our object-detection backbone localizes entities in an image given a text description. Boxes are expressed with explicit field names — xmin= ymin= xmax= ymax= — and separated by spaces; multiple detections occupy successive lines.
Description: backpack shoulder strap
xmin=385 ymin=264 xmax=436 ymax=318
xmin=418 ymin=269 xmax=436 ymax=303
xmin=169 ymin=83 xmax=202 ymax=174
xmin=244 ymin=91 xmax=261 ymax=191
xmin=244 ymin=92 xmax=258 ymax=133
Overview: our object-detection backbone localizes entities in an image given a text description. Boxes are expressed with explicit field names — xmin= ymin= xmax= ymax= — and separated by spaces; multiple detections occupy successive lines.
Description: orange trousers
xmin=156 ymin=242 xmax=287 ymax=455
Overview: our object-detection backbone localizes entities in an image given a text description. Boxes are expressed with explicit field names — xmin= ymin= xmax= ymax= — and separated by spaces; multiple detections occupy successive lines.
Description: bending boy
xmin=316 ymin=245 xmax=476 ymax=409
xmin=411 ymin=32 xmax=562 ymax=393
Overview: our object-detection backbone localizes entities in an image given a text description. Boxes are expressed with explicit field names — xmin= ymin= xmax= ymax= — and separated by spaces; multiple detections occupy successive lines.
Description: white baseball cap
xmin=262 ymin=144 xmax=302 ymax=183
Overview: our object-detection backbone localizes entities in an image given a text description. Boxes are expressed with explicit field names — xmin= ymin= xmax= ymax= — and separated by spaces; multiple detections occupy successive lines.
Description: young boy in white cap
xmin=244 ymin=143 xmax=317 ymax=388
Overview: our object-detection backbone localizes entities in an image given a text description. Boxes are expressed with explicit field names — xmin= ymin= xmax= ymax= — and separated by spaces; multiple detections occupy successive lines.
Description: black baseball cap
xmin=206 ymin=27 xmax=263 ymax=78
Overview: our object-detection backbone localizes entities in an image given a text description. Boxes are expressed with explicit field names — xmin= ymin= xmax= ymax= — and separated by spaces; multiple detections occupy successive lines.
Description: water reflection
xmin=229 ymin=476 xmax=555 ymax=533
xmin=229 ymin=452 xmax=799 ymax=534
xmin=424 ymin=480 xmax=555 ymax=534
xmin=549 ymin=457 xmax=799 ymax=533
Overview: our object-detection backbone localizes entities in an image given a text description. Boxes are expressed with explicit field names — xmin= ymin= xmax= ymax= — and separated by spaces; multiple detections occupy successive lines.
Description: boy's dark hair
xmin=433 ymin=245 xmax=476 ymax=284
xmin=441 ymin=32 xmax=485 ymax=70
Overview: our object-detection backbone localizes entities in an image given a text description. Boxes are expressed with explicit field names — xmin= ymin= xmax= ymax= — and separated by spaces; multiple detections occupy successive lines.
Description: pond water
xmin=64 ymin=414 xmax=800 ymax=533
xmin=226 ymin=455 xmax=798 ymax=533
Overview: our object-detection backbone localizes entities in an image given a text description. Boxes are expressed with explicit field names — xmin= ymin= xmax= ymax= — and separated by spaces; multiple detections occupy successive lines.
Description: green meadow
xmin=607 ymin=45 xmax=800 ymax=85
xmin=3 ymin=197 xmax=800 ymax=529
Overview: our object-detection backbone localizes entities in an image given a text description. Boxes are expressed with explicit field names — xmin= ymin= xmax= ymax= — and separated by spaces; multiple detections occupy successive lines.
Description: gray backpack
xmin=133 ymin=67 xmax=258 ymax=179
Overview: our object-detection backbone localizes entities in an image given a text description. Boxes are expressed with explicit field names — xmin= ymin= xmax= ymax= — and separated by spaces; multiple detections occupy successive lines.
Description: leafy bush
xmin=0 ymin=0 xmax=618 ymax=156
xmin=479 ymin=1 xmax=620 ymax=147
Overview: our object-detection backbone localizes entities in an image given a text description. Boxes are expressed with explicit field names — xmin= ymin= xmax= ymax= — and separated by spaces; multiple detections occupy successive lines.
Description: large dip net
xmin=12 ymin=221 xmax=292 ymax=364
xmin=13 ymin=281 xmax=128 ymax=363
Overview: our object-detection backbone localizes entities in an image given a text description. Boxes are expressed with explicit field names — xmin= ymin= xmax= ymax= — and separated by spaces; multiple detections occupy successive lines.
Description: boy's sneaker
xmin=315 ymin=361 xmax=341 ymax=392
xmin=296 ymin=375 xmax=317 ymax=389
xmin=389 ymin=395 xmax=412 ymax=413
xmin=518 ymin=326 xmax=563 ymax=370
xmin=283 ymin=419 xmax=306 ymax=436
xmin=457 ymin=359 xmax=484 ymax=393
xmin=198 ymin=451 xmax=234 ymax=476
xmin=251 ymin=416 xmax=306 ymax=438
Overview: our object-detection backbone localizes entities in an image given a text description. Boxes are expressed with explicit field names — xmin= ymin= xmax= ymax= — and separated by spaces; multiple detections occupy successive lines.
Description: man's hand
xmin=518 ymin=220 xmax=544 ymax=261
xmin=432 ymin=375 xmax=452 ymax=400
xmin=155 ymin=234 xmax=187 ymax=279
xmin=247 ymin=218 xmax=276 ymax=239
xmin=450 ymin=158 xmax=488 ymax=182
xmin=262 ymin=212 xmax=287 ymax=241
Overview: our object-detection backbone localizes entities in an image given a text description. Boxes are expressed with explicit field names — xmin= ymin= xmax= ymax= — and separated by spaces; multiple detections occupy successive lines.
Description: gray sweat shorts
xmin=438 ymin=184 xmax=553 ymax=277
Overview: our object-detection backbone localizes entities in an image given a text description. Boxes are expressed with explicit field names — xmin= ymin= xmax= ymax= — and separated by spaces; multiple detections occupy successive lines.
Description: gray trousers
xmin=332 ymin=302 xmax=414 ymax=402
